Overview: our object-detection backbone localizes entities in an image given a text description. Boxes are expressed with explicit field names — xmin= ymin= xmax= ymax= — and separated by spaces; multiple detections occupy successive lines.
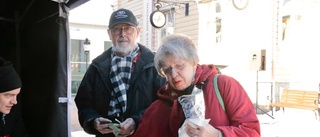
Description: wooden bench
xmin=270 ymin=88 xmax=319 ymax=119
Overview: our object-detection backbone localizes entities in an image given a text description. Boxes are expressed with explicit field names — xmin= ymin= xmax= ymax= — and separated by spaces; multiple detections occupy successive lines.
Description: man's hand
xmin=117 ymin=118 xmax=136 ymax=137
xmin=93 ymin=117 xmax=114 ymax=134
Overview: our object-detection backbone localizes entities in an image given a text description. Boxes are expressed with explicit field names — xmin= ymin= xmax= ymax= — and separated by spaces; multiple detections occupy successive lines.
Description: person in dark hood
xmin=74 ymin=8 xmax=166 ymax=137
xmin=133 ymin=33 xmax=260 ymax=137
xmin=0 ymin=57 xmax=29 ymax=137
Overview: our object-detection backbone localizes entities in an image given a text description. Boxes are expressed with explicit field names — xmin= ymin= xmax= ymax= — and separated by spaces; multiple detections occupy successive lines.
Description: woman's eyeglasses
xmin=111 ymin=26 xmax=136 ymax=35
xmin=160 ymin=62 xmax=186 ymax=76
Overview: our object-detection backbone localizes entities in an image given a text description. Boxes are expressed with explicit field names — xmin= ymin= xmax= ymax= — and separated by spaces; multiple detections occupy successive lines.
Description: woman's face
xmin=0 ymin=88 xmax=20 ymax=114
xmin=161 ymin=56 xmax=197 ymax=91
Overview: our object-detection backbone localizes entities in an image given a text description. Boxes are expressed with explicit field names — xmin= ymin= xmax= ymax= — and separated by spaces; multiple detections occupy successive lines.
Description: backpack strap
xmin=214 ymin=74 xmax=225 ymax=111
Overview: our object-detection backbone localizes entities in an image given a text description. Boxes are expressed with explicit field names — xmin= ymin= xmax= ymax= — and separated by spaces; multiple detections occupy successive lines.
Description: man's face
xmin=108 ymin=24 xmax=141 ymax=57
xmin=0 ymin=88 xmax=20 ymax=114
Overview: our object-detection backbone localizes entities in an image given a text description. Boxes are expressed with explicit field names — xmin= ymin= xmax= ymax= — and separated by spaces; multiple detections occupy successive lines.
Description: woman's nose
xmin=169 ymin=68 xmax=178 ymax=78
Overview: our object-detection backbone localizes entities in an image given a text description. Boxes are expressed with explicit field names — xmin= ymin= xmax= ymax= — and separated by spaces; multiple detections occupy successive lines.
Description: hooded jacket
xmin=133 ymin=64 xmax=260 ymax=137
xmin=74 ymin=44 xmax=166 ymax=137
xmin=0 ymin=104 xmax=28 ymax=137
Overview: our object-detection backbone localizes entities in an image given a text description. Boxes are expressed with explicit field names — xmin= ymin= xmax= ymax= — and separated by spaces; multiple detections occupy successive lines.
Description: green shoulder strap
xmin=214 ymin=74 xmax=225 ymax=111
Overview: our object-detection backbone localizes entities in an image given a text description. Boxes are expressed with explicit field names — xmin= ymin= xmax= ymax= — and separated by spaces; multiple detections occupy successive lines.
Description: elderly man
xmin=75 ymin=8 xmax=166 ymax=137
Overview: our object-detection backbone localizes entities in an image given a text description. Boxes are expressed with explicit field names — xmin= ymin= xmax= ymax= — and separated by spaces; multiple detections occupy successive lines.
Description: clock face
xmin=232 ymin=0 xmax=249 ymax=10
xmin=150 ymin=11 xmax=166 ymax=28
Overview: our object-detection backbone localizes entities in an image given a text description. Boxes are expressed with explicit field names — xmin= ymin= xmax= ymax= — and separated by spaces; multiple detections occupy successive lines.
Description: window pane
xmin=104 ymin=41 xmax=112 ymax=51
xmin=71 ymin=39 xmax=88 ymax=94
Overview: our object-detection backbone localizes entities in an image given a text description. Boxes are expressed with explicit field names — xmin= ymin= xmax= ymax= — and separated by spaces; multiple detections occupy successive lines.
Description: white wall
xmin=69 ymin=0 xmax=114 ymax=60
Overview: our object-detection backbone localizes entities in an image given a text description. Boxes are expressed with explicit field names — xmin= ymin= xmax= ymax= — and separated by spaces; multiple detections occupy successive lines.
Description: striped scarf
xmin=108 ymin=46 xmax=139 ymax=116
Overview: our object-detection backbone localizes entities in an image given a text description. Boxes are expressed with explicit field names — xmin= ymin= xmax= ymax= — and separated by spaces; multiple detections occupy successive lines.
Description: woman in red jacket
xmin=133 ymin=33 xmax=260 ymax=137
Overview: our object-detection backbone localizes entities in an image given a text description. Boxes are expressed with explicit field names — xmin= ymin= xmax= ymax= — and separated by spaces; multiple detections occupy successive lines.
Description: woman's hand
xmin=185 ymin=122 xmax=221 ymax=137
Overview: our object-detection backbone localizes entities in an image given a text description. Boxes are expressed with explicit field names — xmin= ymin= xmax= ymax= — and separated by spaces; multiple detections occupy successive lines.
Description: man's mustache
xmin=118 ymin=37 xmax=129 ymax=41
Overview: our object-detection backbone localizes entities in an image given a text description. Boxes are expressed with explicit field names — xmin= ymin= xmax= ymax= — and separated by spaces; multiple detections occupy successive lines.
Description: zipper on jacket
xmin=2 ymin=114 xmax=5 ymax=125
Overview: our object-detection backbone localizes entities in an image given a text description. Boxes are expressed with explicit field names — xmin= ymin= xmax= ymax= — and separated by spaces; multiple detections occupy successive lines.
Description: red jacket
xmin=133 ymin=64 xmax=260 ymax=137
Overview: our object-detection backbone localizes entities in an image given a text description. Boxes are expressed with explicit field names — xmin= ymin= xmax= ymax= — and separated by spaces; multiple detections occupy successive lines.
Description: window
xmin=70 ymin=39 xmax=89 ymax=94
xmin=157 ymin=9 xmax=175 ymax=47
xmin=104 ymin=41 xmax=112 ymax=51
xmin=216 ymin=2 xmax=222 ymax=44
xmin=282 ymin=15 xmax=290 ymax=41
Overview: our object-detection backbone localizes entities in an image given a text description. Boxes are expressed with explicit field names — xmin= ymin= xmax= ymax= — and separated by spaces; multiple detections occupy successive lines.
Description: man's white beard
xmin=112 ymin=42 xmax=134 ymax=57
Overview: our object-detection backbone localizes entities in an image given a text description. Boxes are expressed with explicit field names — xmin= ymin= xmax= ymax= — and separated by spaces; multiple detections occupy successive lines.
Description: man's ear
xmin=107 ymin=29 xmax=114 ymax=39
xmin=135 ymin=27 xmax=141 ymax=35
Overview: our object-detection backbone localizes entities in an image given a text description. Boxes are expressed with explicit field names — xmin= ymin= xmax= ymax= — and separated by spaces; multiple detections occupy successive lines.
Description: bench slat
xmin=270 ymin=88 xmax=319 ymax=111
xmin=270 ymin=102 xmax=317 ymax=110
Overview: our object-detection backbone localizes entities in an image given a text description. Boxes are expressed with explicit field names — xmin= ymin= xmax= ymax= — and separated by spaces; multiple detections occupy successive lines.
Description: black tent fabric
xmin=0 ymin=0 xmax=88 ymax=136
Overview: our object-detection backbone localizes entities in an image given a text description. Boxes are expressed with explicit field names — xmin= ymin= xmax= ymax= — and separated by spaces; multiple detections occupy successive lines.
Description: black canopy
xmin=0 ymin=0 xmax=88 ymax=136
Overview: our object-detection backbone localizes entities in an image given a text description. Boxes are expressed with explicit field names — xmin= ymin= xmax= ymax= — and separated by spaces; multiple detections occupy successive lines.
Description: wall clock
xmin=232 ymin=0 xmax=249 ymax=10
xmin=150 ymin=10 xmax=166 ymax=28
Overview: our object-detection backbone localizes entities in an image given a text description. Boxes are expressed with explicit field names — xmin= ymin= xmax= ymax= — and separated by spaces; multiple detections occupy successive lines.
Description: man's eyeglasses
xmin=111 ymin=26 xmax=136 ymax=35
xmin=160 ymin=62 xmax=186 ymax=76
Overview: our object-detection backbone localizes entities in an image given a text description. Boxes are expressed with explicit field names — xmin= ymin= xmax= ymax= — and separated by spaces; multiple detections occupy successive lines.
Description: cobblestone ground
xmin=71 ymin=100 xmax=320 ymax=137
xmin=70 ymin=97 xmax=94 ymax=137
xmin=258 ymin=108 xmax=320 ymax=137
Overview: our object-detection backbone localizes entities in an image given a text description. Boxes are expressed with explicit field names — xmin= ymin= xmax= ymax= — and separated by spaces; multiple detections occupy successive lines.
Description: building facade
xmin=69 ymin=0 xmax=320 ymax=108
xmin=115 ymin=0 xmax=320 ymax=107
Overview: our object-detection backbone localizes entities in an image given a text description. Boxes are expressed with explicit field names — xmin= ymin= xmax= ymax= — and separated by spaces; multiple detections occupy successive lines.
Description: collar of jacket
xmin=91 ymin=44 xmax=154 ymax=70
xmin=88 ymin=44 xmax=156 ymax=88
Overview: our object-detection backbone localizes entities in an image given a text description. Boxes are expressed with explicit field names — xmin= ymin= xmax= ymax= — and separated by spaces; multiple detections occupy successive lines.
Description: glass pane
xmin=104 ymin=41 xmax=112 ymax=51
xmin=71 ymin=39 xmax=89 ymax=95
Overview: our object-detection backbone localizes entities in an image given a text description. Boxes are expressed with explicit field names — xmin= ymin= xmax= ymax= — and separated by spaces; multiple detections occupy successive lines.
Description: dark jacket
xmin=134 ymin=64 xmax=260 ymax=137
xmin=74 ymin=44 xmax=166 ymax=137
xmin=0 ymin=104 xmax=28 ymax=137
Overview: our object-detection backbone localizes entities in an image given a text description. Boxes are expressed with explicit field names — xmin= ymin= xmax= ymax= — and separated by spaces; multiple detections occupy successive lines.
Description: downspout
xmin=271 ymin=0 xmax=280 ymax=107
